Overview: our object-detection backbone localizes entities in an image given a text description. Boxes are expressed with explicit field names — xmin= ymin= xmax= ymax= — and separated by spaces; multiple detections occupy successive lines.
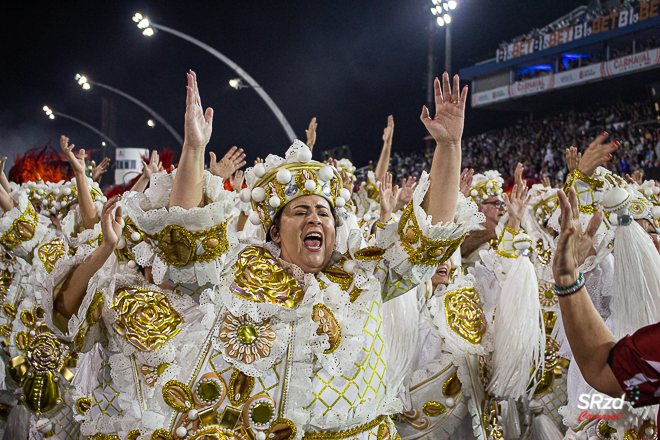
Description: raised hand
xmin=394 ymin=176 xmax=416 ymax=212
xmin=209 ymin=146 xmax=246 ymax=179
xmin=60 ymin=135 xmax=86 ymax=176
xmin=0 ymin=156 xmax=10 ymax=192
xmin=579 ymin=132 xmax=618 ymax=176
xmin=379 ymin=173 xmax=400 ymax=224
xmin=503 ymin=183 xmax=531 ymax=231
xmin=514 ymin=163 xmax=526 ymax=188
xmin=184 ymin=70 xmax=213 ymax=151
xmin=340 ymin=170 xmax=354 ymax=192
xmin=254 ymin=157 xmax=264 ymax=165
xmin=143 ymin=150 xmax=162 ymax=180
xmin=100 ymin=196 xmax=123 ymax=250
xmin=92 ymin=157 xmax=110 ymax=183
xmin=542 ymin=175 xmax=552 ymax=188
xmin=553 ymin=188 xmax=603 ymax=286
xmin=382 ymin=115 xmax=394 ymax=146
xmin=305 ymin=117 xmax=317 ymax=151
xmin=459 ymin=168 xmax=474 ymax=197
xmin=421 ymin=73 xmax=468 ymax=148
xmin=230 ymin=170 xmax=245 ymax=192
xmin=566 ymin=146 xmax=581 ymax=174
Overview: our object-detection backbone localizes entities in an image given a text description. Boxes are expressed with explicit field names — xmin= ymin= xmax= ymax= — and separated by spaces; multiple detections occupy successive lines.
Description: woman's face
xmin=431 ymin=260 xmax=453 ymax=289
xmin=270 ymin=195 xmax=336 ymax=274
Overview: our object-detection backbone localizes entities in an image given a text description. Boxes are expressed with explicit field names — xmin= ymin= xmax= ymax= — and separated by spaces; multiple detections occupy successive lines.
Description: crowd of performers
xmin=0 ymin=71 xmax=658 ymax=440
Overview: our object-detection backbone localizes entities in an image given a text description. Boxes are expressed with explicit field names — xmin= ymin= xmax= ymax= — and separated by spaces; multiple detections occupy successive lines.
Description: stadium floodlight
xmin=229 ymin=78 xmax=247 ymax=90
xmin=147 ymin=119 xmax=156 ymax=127
xmin=142 ymin=28 xmax=155 ymax=36
xmin=42 ymin=107 xmax=121 ymax=149
xmin=437 ymin=16 xmax=445 ymax=26
xmin=443 ymin=3 xmax=449 ymax=11
xmin=432 ymin=0 xmax=439 ymax=4
xmin=444 ymin=14 xmax=451 ymax=23
xmin=431 ymin=7 xmax=438 ymax=15
xmin=448 ymin=1 xmax=457 ymax=9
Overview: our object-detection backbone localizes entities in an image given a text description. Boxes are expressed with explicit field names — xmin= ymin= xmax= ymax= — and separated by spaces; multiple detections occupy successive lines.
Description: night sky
xmin=1 ymin=0 xmax=588 ymax=173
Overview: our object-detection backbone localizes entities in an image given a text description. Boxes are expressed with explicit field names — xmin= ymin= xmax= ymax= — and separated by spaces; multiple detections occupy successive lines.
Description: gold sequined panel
xmin=111 ymin=287 xmax=183 ymax=352
xmin=38 ymin=239 xmax=66 ymax=273
xmin=0 ymin=201 xmax=38 ymax=250
xmin=398 ymin=203 xmax=466 ymax=267
xmin=444 ymin=287 xmax=486 ymax=344
xmin=231 ymin=246 xmax=304 ymax=308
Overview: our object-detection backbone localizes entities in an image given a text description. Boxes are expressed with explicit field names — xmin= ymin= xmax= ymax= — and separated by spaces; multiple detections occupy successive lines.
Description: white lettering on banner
xmin=577 ymin=394 xmax=625 ymax=410
xmin=471 ymin=85 xmax=510 ymax=107
xmin=509 ymin=75 xmax=554 ymax=97
xmin=554 ymin=64 xmax=602 ymax=88
xmin=602 ymin=48 xmax=660 ymax=76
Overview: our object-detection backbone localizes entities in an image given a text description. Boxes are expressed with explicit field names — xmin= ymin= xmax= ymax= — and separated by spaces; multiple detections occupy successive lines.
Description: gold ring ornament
xmin=451 ymin=100 xmax=459 ymax=105
xmin=242 ymin=140 xmax=347 ymax=231
xmin=468 ymin=170 xmax=504 ymax=205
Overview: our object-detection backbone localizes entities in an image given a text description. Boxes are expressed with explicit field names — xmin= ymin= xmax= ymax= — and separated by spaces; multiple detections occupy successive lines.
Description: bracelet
xmin=375 ymin=220 xmax=388 ymax=229
xmin=554 ymin=273 xmax=585 ymax=297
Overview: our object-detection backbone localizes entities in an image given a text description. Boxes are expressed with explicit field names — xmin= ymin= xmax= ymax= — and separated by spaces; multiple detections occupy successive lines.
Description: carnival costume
xmin=38 ymin=141 xmax=481 ymax=440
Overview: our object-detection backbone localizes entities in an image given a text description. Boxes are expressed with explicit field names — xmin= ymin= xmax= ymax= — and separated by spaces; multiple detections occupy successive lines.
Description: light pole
xmin=75 ymin=74 xmax=183 ymax=146
xmin=132 ymin=13 xmax=297 ymax=143
xmin=42 ymin=106 xmax=121 ymax=150
xmin=430 ymin=0 xmax=458 ymax=75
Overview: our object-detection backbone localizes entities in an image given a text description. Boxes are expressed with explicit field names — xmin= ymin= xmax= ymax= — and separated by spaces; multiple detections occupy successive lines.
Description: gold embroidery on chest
xmin=444 ymin=287 xmax=486 ymax=344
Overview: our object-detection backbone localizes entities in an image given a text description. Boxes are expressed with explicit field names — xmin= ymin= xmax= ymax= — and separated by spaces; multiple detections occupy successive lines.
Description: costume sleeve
xmin=609 ymin=321 xmax=660 ymax=409
xmin=0 ymin=190 xmax=52 ymax=260
xmin=121 ymin=170 xmax=241 ymax=286
xmin=378 ymin=171 xmax=484 ymax=290
xmin=564 ymin=168 xmax=604 ymax=215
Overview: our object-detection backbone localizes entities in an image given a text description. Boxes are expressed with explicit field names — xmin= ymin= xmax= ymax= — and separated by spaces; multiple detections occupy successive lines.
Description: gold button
xmin=251 ymin=402 xmax=273 ymax=424
xmin=207 ymin=237 xmax=219 ymax=249
xmin=237 ymin=324 xmax=258 ymax=345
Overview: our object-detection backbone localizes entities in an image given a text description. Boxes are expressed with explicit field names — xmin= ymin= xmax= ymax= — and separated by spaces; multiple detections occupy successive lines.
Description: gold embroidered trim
xmin=228 ymin=368 xmax=255 ymax=406
xmin=302 ymin=415 xmax=386 ymax=440
xmin=0 ymin=201 xmax=38 ymax=250
xmin=311 ymin=304 xmax=341 ymax=354
xmin=398 ymin=203 xmax=466 ymax=267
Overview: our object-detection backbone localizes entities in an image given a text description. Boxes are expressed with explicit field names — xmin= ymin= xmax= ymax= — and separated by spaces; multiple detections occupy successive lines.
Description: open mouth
xmin=304 ymin=232 xmax=323 ymax=251
xmin=436 ymin=267 xmax=448 ymax=276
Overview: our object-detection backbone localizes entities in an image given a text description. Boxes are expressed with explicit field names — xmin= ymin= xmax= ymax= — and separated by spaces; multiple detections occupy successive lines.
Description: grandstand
xmin=459 ymin=0 xmax=660 ymax=116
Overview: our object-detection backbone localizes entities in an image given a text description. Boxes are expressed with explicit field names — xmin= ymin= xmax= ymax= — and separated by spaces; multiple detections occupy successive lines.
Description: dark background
xmin=0 ymin=0 xmax=590 ymax=172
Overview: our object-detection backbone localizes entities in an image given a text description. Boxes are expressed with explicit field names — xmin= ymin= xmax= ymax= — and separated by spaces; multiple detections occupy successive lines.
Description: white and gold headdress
xmin=469 ymin=170 xmax=503 ymax=204
xmin=241 ymin=140 xmax=349 ymax=231
xmin=41 ymin=178 xmax=106 ymax=218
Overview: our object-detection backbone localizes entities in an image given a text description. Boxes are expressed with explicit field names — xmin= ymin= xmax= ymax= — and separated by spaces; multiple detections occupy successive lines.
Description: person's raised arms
xmin=60 ymin=135 xmax=99 ymax=229
xmin=169 ymin=70 xmax=214 ymax=209
xmin=421 ymin=73 xmax=467 ymax=224
xmin=209 ymin=146 xmax=246 ymax=179
xmin=374 ymin=115 xmax=394 ymax=183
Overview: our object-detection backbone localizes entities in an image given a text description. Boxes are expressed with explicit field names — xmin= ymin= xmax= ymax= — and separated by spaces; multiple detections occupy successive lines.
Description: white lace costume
xmin=44 ymin=144 xmax=482 ymax=440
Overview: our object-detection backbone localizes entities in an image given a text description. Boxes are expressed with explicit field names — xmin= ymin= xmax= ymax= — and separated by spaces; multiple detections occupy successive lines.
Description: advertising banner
xmin=602 ymin=48 xmax=660 ymax=76
xmin=554 ymin=63 xmax=602 ymax=88
xmin=509 ymin=75 xmax=554 ymax=97
xmin=472 ymin=85 xmax=510 ymax=107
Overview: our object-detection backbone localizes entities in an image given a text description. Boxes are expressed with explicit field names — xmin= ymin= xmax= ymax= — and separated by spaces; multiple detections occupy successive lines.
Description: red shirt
xmin=608 ymin=322 xmax=660 ymax=416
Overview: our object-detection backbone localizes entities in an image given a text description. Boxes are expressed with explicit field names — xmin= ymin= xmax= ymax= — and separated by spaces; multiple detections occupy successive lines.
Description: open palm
xmin=184 ymin=70 xmax=213 ymax=150
xmin=421 ymin=73 xmax=467 ymax=147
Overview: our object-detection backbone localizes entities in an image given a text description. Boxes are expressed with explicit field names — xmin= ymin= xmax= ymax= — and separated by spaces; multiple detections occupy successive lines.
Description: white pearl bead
xmin=276 ymin=169 xmax=292 ymax=184
xmin=63 ymin=187 xmax=72 ymax=196
xmin=256 ymin=431 xmax=266 ymax=440
xmin=269 ymin=196 xmax=281 ymax=208
xmin=445 ymin=397 xmax=455 ymax=407
xmin=131 ymin=231 xmax=141 ymax=242
xmin=363 ymin=213 xmax=371 ymax=221
xmin=239 ymin=188 xmax=252 ymax=203
xmin=117 ymin=238 xmax=126 ymax=249
xmin=53 ymin=188 xmax=61 ymax=195
xmin=71 ymin=177 xmax=77 ymax=185
xmin=128 ymin=260 xmax=137 ymax=269
xmin=645 ymin=427 xmax=654 ymax=436
xmin=188 ymin=409 xmax=198 ymax=420
xmin=343 ymin=260 xmax=356 ymax=274
xmin=101 ymin=196 xmax=108 ymax=203
xmin=304 ymin=180 xmax=316 ymax=192
xmin=470 ymin=189 xmax=478 ymax=196
xmin=176 ymin=426 xmax=188 ymax=437
xmin=297 ymin=147 xmax=312 ymax=163
xmin=335 ymin=196 xmax=345 ymax=208
xmin=252 ymin=187 xmax=266 ymax=202
xmin=253 ymin=163 xmax=266 ymax=178
xmin=339 ymin=188 xmax=351 ymax=201
xmin=318 ymin=166 xmax=334 ymax=182
xmin=249 ymin=211 xmax=262 ymax=225
xmin=486 ymin=181 xmax=493 ymax=189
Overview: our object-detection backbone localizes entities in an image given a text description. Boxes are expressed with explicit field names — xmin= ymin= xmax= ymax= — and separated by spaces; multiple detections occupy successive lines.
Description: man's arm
xmin=460 ymin=229 xmax=497 ymax=257
xmin=374 ymin=115 xmax=394 ymax=183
